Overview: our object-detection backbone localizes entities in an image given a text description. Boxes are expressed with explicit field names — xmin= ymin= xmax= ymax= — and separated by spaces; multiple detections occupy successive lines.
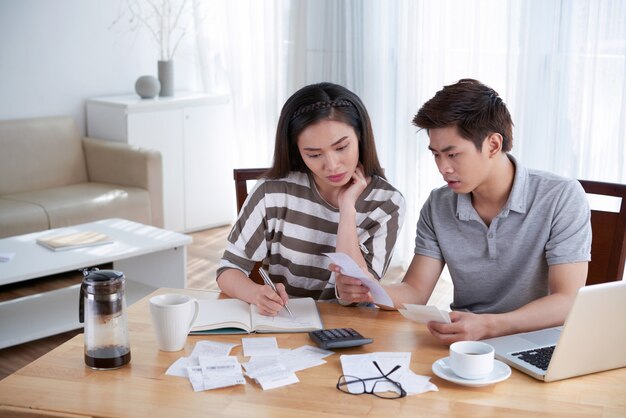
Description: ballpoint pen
xmin=258 ymin=268 xmax=294 ymax=318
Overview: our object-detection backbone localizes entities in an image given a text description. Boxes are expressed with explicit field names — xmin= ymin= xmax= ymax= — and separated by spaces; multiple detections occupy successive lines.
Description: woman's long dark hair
xmin=266 ymin=82 xmax=385 ymax=179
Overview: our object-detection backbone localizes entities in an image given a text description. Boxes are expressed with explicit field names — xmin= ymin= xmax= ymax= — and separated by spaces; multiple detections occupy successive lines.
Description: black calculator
xmin=309 ymin=328 xmax=373 ymax=349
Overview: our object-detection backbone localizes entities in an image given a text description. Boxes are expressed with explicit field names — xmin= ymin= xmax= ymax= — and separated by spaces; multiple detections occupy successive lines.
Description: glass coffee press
xmin=79 ymin=268 xmax=131 ymax=369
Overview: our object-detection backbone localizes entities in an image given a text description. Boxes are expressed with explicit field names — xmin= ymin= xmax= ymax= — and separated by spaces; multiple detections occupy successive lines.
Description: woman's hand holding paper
xmin=332 ymin=265 xmax=374 ymax=304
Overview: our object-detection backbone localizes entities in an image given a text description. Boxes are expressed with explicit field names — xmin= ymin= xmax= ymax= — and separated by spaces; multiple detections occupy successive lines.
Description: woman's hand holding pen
xmin=254 ymin=282 xmax=290 ymax=316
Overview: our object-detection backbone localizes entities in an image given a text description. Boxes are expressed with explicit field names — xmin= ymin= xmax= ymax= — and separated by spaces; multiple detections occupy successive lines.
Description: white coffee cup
xmin=149 ymin=293 xmax=199 ymax=352
xmin=449 ymin=341 xmax=495 ymax=380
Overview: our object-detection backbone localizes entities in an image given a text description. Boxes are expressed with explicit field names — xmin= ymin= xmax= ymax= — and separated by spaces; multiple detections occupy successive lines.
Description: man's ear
xmin=485 ymin=133 xmax=503 ymax=157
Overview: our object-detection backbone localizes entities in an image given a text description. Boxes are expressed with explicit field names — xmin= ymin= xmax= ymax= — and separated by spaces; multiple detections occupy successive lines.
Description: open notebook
xmin=189 ymin=297 xmax=323 ymax=335
xmin=482 ymin=280 xmax=626 ymax=382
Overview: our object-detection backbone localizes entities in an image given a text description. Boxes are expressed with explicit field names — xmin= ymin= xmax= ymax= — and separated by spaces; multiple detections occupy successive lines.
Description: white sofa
xmin=0 ymin=116 xmax=163 ymax=238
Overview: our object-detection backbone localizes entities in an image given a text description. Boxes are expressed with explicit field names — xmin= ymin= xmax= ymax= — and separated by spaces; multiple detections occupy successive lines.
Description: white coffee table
xmin=0 ymin=218 xmax=193 ymax=349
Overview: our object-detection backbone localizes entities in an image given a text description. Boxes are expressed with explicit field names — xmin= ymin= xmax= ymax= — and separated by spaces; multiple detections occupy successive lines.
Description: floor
xmin=0 ymin=224 xmax=453 ymax=380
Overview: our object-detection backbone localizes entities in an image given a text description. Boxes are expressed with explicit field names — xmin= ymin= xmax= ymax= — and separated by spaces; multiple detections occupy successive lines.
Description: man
xmin=334 ymin=79 xmax=591 ymax=344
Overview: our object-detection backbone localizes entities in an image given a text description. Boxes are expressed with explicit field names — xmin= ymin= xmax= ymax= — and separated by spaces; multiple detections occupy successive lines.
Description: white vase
xmin=158 ymin=60 xmax=174 ymax=97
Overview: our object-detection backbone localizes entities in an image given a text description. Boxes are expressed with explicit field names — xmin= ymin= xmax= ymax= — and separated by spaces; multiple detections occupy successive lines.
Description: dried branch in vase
xmin=110 ymin=0 xmax=195 ymax=61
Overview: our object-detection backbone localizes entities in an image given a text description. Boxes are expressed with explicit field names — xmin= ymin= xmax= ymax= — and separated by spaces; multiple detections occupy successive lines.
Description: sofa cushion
xmin=2 ymin=183 xmax=152 ymax=230
xmin=0 ymin=116 xmax=88 ymax=195
xmin=0 ymin=198 xmax=49 ymax=238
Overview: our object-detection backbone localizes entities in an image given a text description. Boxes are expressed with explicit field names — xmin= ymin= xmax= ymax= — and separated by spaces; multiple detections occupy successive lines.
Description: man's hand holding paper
xmin=398 ymin=304 xmax=451 ymax=324
xmin=324 ymin=252 xmax=394 ymax=308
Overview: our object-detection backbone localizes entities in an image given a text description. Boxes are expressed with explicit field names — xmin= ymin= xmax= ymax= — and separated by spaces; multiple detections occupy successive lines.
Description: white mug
xmin=149 ymin=293 xmax=199 ymax=352
xmin=449 ymin=341 xmax=495 ymax=380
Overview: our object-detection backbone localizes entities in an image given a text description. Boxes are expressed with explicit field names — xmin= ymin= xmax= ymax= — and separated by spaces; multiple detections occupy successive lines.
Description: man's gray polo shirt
xmin=414 ymin=154 xmax=591 ymax=314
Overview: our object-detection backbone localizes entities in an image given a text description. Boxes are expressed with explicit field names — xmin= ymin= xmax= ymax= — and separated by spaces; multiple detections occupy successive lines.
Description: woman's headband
xmin=290 ymin=99 xmax=354 ymax=120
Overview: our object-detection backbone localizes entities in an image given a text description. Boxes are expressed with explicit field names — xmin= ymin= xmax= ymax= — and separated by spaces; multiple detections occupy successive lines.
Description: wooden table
xmin=1 ymin=288 xmax=624 ymax=418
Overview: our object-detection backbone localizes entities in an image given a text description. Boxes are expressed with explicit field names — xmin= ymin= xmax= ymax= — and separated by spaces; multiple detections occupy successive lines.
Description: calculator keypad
xmin=309 ymin=328 xmax=373 ymax=349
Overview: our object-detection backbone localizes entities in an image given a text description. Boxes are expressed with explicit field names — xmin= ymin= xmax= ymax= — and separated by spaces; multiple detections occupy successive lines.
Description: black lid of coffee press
xmin=82 ymin=269 xmax=125 ymax=295
xmin=79 ymin=269 xmax=126 ymax=322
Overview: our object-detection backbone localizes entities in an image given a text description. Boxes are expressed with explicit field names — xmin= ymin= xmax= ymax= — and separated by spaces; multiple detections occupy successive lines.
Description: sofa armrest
xmin=83 ymin=137 xmax=164 ymax=228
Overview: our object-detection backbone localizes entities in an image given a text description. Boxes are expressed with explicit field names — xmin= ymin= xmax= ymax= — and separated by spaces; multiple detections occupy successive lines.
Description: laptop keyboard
xmin=511 ymin=345 xmax=556 ymax=371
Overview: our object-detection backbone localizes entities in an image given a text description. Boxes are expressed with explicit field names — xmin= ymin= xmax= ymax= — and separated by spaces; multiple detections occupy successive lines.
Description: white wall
xmin=0 ymin=0 xmax=202 ymax=135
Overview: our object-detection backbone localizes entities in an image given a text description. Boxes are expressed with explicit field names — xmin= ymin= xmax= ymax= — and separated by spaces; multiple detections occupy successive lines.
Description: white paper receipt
xmin=398 ymin=304 xmax=451 ymax=324
xmin=242 ymin=337 xmax=280 ymax=357
xmin=323 ymin=252 xmax=394 ymax=307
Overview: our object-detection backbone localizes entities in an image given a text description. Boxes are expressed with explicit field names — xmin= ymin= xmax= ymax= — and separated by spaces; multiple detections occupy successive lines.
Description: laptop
xmin=482 ymin=280 xmax=626 ymax=382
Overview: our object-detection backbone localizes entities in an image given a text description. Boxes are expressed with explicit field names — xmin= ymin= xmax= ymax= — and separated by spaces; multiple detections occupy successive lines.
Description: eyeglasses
xmin=336 ymin=361 xmax=407 ymax=399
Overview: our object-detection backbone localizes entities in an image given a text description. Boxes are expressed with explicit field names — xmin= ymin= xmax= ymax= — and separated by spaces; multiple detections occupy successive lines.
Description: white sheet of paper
xmin=323 ymin=252 xmax=394 ymax=307
xmin=243 ymin=345 xmax=332 ymax=375
xmin=399 ymin=304 xmax=451 ymax=324
xmin=242 ymin=357 xmax=281 ymax=378
xmin=339 ymin=352 xmax=409 ymax=394
xmin=278 ymin=345 xmax=333 ymax=372
xmin=187 ymin=366 xmax=206 ymax=392
xmin=166 ymin=340 xmax=240 ymax=378
xmin=242 ymin=337 xmax=280 ymax=357
xmin=339 ymin=352 xmax=437 ymax=396
xmin=277 ymin=349 xmax=326 ymax=372
xmin=255 ymin=368 xmax=299 ymax=390
xmin=166 ymin=356 xmax=197 ymax=377
xmin=398 ymin=370 xmax=439 ymax=394
xmin=190 ymin=340 xmax=239 ymax=358
xmin=188 ymin=356 xmax=246 ymax=391
xmin=242 ymin=357 xmax=300 ymax=390
xmin=250 ymin=299 xmax=322 ymax=330
xmin=289 ymin=345 xmax=334 ymax=359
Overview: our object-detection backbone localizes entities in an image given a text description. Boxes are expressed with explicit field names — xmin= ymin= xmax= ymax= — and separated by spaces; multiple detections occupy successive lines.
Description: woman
xmin=217 ymin=82 xmax=405 ymax=315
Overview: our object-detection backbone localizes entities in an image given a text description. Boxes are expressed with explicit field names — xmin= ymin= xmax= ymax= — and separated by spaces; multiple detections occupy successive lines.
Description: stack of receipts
xmin=187 ymin=356 xmax=245 ymax=391
xmin=166 ymin=338 xmax=333 ymax=391
xmin=242 ymin=344 xmax=333 ymax=390
xmin=166 ymin=340 xmax=244 ymax=391
xmin=398 ymin=304 xmax=451 ymax=324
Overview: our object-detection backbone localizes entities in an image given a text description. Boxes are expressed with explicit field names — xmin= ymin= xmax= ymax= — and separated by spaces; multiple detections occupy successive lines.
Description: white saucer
xmin=431 ymin=357 xmax=511 ymax=387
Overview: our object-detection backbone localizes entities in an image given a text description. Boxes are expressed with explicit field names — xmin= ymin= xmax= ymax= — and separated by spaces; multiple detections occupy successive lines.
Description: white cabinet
xmin=86 ymin=93 xmax=235 ymax=232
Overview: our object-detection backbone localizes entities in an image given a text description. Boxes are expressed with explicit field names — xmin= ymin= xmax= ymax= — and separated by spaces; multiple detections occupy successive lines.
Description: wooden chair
xmin=233 ymin=168 xmax=269 ymax=285
xmin=234 ymin=168 xmax=269 ymax=213
xmin=579 ymin=180 xmax=626 ymax=285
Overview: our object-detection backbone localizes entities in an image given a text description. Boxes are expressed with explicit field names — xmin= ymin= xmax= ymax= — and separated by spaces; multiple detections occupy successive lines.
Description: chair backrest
xmin=233 ymin=168 xmax=269 ymax=285
xmin=579 ymin=180 xmax=626 ymax=285
xmin=234 ymin=168 xmax=269 ymax=212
